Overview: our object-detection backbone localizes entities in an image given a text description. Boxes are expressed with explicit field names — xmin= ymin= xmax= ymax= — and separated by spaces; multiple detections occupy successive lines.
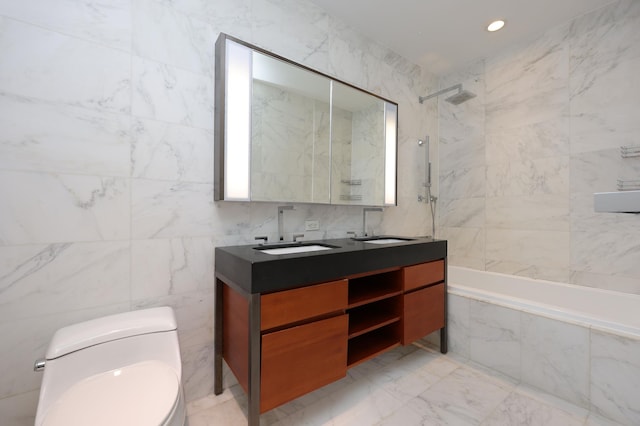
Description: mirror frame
xmin=214 ymin=33 xmax=398 ymax=206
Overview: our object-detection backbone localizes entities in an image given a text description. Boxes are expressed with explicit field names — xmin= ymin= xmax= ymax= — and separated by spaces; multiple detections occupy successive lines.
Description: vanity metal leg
xmin=441 ymin=257 xmax=448 ymax=354
xmin=247 ymin=293 xmax=261 ymax=426
xmin=214 ymin=279 xmax=223 ymax=395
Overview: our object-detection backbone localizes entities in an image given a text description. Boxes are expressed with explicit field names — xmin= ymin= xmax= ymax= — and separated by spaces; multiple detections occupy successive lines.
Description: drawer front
xmin=403 ymin=259 xmax=444 ymax=292
xmin=261 ymin=279 xmax=348 ymax=330
xmin=261 ymin=314 xmax=348 ymax=412
xmin=402 ymin=283 xmax=445 ymax=345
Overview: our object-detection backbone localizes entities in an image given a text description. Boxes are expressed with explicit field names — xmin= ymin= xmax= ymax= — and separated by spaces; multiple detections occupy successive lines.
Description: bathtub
xmin=446 ymin=266 xmax=640 ymax=425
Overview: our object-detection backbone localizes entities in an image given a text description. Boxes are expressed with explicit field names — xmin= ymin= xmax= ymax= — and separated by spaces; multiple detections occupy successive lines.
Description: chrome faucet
xmin=362 ymin=207 xmax=383 ymax=237
xmin=277 ymin=205 xmax=294 ymax=241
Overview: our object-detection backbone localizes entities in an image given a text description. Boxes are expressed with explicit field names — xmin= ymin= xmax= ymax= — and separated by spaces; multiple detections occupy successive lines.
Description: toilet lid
xmin=43 ymin=360 xmax=180 ymax=426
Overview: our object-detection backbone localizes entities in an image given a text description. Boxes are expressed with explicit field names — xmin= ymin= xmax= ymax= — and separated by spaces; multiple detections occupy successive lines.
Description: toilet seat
xmin=42 ymin=360 xmax=181 ymax=426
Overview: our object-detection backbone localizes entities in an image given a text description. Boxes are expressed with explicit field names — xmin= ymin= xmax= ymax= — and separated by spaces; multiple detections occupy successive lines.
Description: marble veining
xmin=0 ymin=0 xmax=132 ymax=51
xmin=0 ymin=17 xmax=131 ymax=114
xmin=131 ymin=117 xmax=213 ymax=182
xmin=0 ymin=171 xmax=130 ymax=245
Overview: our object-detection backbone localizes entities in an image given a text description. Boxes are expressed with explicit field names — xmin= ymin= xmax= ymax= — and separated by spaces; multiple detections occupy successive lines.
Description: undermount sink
xmin=255 ymin=243 xmax=338 ymax=255
xmin=353 ymin=236 xmax=415 ymax=244
xmin=364 ymin=238 xmax=413 ymax=244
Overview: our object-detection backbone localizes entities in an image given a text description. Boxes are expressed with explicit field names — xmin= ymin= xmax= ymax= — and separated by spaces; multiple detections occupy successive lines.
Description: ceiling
xmin=309 ymin=0 xmax=615 ymax=75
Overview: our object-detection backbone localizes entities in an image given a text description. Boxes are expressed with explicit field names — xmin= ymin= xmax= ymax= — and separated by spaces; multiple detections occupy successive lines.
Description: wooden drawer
xmin=402 ymin=283 xmax=445 ymax=345
xmin=261 ymin=279 xmax=347 ymax=330
xmin=261 ymin=314 xmax=348 ymax=412
xmin=403 ymin=260 xmax=444 ymax=292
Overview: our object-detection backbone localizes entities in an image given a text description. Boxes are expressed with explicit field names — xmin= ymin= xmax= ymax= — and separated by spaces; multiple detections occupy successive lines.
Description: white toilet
xmin=34 ymin=307 xmax=186 ymax=426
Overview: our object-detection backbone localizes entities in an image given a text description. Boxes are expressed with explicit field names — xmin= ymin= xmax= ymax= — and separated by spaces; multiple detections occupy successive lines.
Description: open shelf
xmin=348 ymin=297 xmax=401 ymax=339
xmin=347 ymin=323 xmax=400 ymax=368
xmin=348 ymin=270 xmax=403 ymax=308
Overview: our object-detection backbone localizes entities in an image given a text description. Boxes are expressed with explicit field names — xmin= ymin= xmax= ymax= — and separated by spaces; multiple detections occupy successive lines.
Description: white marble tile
xmin=0 ymin=17 xmax=130 ymax=113
xmin=131 ymin=237 xmax=214 ymax=300
xmin=569 ymin=56 xmax=640 ymax=155
xmin=0 ymin=304 xmax=129 ymax=398
xmin=0 ymin=0 xmax=132 ymax=51
xmin=590 ymin=329 xmax=640 ymax=425
xmin=569 ymin=192 xmax=640 ymax=236
xmin=363 ymin=350 xmax=455 ymax=402
xmin=521 ymin=313 xmax=590 ymax=408
xmin=571 ymin=230 xmax=640 ymax=280
xmin=404 ymin=367 xmax=512 ymax=425
xmin=570 ymin=148 xmax=640 ymax=194
xmin=131 ymin=118 xmax=214 ymax=182
xmin=438 ymin=227 xmax=485 ymax=265
xmin=131 ymin=179 xmax=214 ymax=239
xmin=0 ymin=390 xmax=39 ymax=426
xmin=568 ymin=0 xmax=640 ymax=45
xmin=132 ymin=0 xmax=215 ymax=75
xmin=0 ymin=171 xmax=130 ymax=245
xmin=485 ymin=117 xmax=569 ymax=165
xmin=481 ymin=391 xmax=585 ymax=426
xmin=131 ymin=56 xmax=214 ymax=130
xmin=568 ymin=1 xmax=640 ymax=155
xmin=252 ymin=0 xmax=329 ymax=72
xmin=0 ymin=95 xmax=130 ymax=177
xmin=327 ymin=17 xmax=382 ymax=90
xmin=161 ymin=0 xmax=252 ymax=41
xmin=439 ymin=133 xmax=485 ymax=175
xmin=438 ymin=197 xmax=484 ymax=229
xmin=569 ymin=270 xmax=640 ymax=296
xmin=179 ymin=341 xmax=215 ymax=402
xmin=439 ymin=166 xmax=486 ymax=200
xmin=485 ymin=195 xmax=570 ymax=232
xmin=486 ymin=156 xmax=569 ymax=198
xmin=279 ymin=376 xmax=405 ymax=426
xmin=469 ymin=300 xmax=521 ymax=380
xmin=133 ymin=289 xmax=214 ymax=350
xmin=485 ymin=260 xmax=571 ymax=283
xmin=447 ymin=294 xmax=470 ymax=359
xmin=188 ymin=397 xmax=248 ymax=426
xmin=486 ymin=229 xmax=570 ymax=271
xmin=0 ymin=242 xmax=130 ymax=322
xmin=485 ymin=25 xmax=569 ymax=131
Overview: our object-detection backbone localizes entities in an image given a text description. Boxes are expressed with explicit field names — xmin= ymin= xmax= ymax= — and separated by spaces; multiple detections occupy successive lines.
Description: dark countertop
xmin=215 ymin=237 xmax=447 ymax=294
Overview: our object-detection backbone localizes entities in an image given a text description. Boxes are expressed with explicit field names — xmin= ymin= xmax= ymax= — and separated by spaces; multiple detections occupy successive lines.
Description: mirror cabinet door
xmin=251 ymin=51 xmax=332 ymax=204
xmin=331 ymin=81 xmax=386 ymax=206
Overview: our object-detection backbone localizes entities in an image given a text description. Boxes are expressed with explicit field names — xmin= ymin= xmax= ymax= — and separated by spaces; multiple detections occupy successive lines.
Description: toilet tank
xmin=37 ymin=307 xmax=183 ymax=424
xmin=45 ymin=307 xmax=178 ymax=360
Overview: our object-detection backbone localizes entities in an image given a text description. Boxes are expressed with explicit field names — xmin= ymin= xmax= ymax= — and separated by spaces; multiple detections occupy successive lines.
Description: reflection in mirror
xmin=331 ymin=82 xmax=386 ymax=206
xmin=251 ymin=53 xmax=331 ymax=203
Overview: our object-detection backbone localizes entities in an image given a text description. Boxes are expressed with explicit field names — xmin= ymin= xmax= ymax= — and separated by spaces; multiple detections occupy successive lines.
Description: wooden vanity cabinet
xmin=259 ymin=279 xmax=348 ymax=412
xmin=402 ymin=259 xmax=446 ymax=345
xmin=221 ymin=279 xmax=350 ymax=413
xmin=218 ymin=257 xmax=447 ymax=423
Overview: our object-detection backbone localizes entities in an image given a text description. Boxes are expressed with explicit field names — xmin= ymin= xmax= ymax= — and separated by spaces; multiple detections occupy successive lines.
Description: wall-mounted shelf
xmin=594 ymin=190 xmax=640 ymax=213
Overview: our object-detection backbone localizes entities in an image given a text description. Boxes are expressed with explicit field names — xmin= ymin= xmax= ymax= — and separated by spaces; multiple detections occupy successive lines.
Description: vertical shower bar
xmin=425 ymin=135 xmax=431 ymax=188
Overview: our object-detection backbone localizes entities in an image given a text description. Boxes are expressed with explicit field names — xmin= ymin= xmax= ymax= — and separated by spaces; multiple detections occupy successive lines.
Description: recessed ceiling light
xmin=487 ymin=20 xmax=506 ymax=32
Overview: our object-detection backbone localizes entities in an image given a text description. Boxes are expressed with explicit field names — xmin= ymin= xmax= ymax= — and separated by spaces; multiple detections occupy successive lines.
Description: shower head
xmin=419 ymin=83 xmax=476 ymax=105
xmin=445 ymin=89 xmax=476 ymax=105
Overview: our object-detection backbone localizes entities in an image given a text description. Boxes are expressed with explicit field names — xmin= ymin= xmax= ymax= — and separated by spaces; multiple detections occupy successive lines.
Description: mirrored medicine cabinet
xmin=214 ymin=33 xmax=398 ymax=206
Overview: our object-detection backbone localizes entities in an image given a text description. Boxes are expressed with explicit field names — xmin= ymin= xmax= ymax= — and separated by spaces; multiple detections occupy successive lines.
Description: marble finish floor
xmin=186 ymin=343 xmax=621 ymax=426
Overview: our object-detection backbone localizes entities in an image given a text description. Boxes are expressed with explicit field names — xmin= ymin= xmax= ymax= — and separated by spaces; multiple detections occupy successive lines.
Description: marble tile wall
xmin=0 ymin=0 xmax=437 ymax=423
xmin=439 ymin=0 xmax=640 ymax=292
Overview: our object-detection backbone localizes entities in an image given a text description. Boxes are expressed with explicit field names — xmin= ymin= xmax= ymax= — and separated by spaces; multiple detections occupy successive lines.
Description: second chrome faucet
xmin=362 ymin=207 xmax=383 ymax=237
xmin=277 ymin=205 xmax=294 ymax=242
